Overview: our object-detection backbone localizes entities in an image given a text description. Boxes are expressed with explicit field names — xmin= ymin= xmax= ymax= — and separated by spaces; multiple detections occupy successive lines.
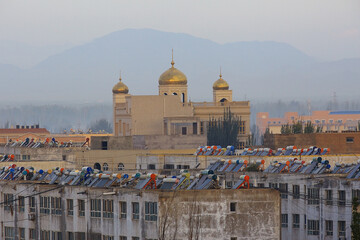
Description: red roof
xmin=0 ymin=128 xmax=50 ymax=135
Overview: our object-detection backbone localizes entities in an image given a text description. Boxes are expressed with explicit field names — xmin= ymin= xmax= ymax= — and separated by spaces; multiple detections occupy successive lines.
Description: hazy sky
xmin=0 ymin=0 xmax=359 ymax=60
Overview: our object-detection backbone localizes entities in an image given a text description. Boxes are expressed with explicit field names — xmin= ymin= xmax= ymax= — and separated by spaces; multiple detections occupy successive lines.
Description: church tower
xmin=212 ymin=70 xmax=232 ymax=102
xmin=112 ymin=73 xmax=130 ymax=135
xmin=158 ymin=50 xmax=188 ymax=103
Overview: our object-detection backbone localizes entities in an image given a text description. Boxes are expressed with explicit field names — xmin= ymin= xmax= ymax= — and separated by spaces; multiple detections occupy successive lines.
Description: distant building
xmin=257 ymin=111 xmax=360 ymax=135
xmin=112 ymin=55 xmax=250 ymax=149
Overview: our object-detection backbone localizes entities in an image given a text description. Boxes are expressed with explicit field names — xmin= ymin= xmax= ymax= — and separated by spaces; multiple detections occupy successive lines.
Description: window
xmin=269 ymin=183 xmax=278 ymax=189
xmin=132 ymin=237 xmax=139 ymax=240
xmin=120 ymin=237 xmax=127 ymax=240
xmin=68 ymin=232 xmax=74 ymax=240
xmin=145 ymin=202 xmax=158 ymax=221
xmin=67 ymin=199 xmax=73 ymax=216
xmin=238 ymin=142 xmax=245 ymax=149
xmin=200 ymin=122 xmax=204 ymax=134
xmin=18 ymin=196 xmax=25 ymax=212
xmin=40 ymin=230 xmax=50 ymax=240
xmin=91 ymin=199 xmax=101 ymax=218
xmin=40 ymin=196 xmax=51 ymax=214
xmin=182 ymin=127 xmax=187 ymax=135
xmin=338 ymin=190 xmax=346 ymax=206
xmin=307 ymin=188 xmax=320 ymax=205
xmin=329 ymin=119 xmax=333 ymax=124
xmin=62 ymin=155 xmax=66 ymax=161
xmin=29 ymin=229 xmax=36 ymax=240
xmin=103 ymin=236 xmax=114 ymax=240
xmin=163 ymin=164 xmax=174 ymax=169
xmin=325 ymin=220 xmax=333 ymax=236
xmin=281 ymin=214 xmax=288 ymax=227
xmin=101 ymin=141 xmax=108 ymax=150
xmin=231 ymin=238 xmax=237 ymax=240
xmin=193 ymin=122 xmax=197 ymax=134
xmin=230 ymin=202 xmax=236 ymax=212
xmin=304 ymin=215 xmax=307 ymax=229
xmin=292 ymin=214 xmax=300 ymax=228
xmin=78 ymin=199 xmax=85 ymax=217
xmin=52 ymin=231 xmax=62 ymax=240
xmin=147 ymin=164 xmax=156 ymax=170
xmin=4 ymin=193 xmax=14 ymax=211
xmin=132 ymin=202 xmax=139 ymax=220
xmin=103 ymin=163 xmax=109 ymax=171
xmin=325 ymin=190 xmax=333 ymax=205
xmin=239 ymin=121 xmax=245 ymax=134
xmin=346 ymin=137 xmax=354 ymax=143
xmin=29 ymin=196 xmax=36 ymax=212
xmin=76 ymin=232 xmax=86 ymax=240
xmin=352 ymin=189 xmax=360 ymax=200
xmin=279 ymin=183 xmax=288 ymax=199
xmin=293 ymin=185 xmax=300 ymax=199
xmin=120 ymin=201 xmax=127 ymax=219
xmin=338 ymin=221 xmax=346 ymax=237
xmin=118 ymin=163 xmax=125 ymax=171
xmin=226 ymin=181 xmax=233 ymax=189
xmin=4 ymin=227 xmax=15 ymax=240
xmin=307 ymin=220 xmax=319 ymax=235
xmin=103 ymin=199 xmax=114 ymax=218
xmin=51 ymin=197 xmax=62 ymax=215
xmin=19 ymin=228 xmax=25 ymax=240
xmin=257 ymin=183 xmax=265 ymax=188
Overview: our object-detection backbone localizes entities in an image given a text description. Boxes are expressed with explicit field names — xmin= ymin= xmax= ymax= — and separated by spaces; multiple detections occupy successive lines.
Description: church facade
xmin=112 ymin=56 xmax=250 ymax=148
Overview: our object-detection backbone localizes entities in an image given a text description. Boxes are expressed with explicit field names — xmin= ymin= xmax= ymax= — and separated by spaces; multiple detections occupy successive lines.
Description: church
xmin=112 ymin=54 xmax=250 ymax=148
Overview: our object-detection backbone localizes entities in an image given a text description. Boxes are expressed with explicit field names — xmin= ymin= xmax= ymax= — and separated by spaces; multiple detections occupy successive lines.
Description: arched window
xmin=172 ymin=92 xmax=177 ymax=95
xmin=94 ymin=162 xmax=101 ymax=170
xmin=181 ymin=93 xmax=185 ymax=103
xmin=118 ymin=163 xmax=125 ymax=171
xmin=164 ymin=93 xmax=167 ymax=95
xmin=103 ymin=163 xmax=109 ymax=171
xmin=220 ymin=98 xmax=228 ymax=103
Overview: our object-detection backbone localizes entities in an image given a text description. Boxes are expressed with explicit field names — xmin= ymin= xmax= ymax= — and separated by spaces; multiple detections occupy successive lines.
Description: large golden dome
xmin=213 ymin=73 xmax=229 ymax=90
xmin=112 ymin=76 xmax=129 ymax=94
xmin=159 ymin=59 xmax=187 ymax=86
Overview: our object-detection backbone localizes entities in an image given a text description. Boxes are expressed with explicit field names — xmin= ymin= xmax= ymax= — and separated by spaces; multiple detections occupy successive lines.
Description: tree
xmin=351 ymin=197 xmax=360 ymax=240
xmin=281 ymin=124 xmax=292 ymax=134
xmin=292 ymin=121 xmax=303 ymax=134
xmin=89 ymin=118 xmax=112 ymax=133
xmin=207 ymin=108 xmax=240 ymax=147
xmin=304 ymin=121 xmax=315 ymax=133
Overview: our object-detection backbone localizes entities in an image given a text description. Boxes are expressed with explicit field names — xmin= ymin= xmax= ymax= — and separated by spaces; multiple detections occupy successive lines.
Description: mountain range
xmin=1 ymin=28 xmax=359 ymax=103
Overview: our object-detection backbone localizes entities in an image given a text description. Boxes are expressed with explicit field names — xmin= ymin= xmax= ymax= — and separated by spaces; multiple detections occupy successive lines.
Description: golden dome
xmin=158 ymin=54 xmax=187 ymax=86
xmin=213 ymin=73 xmax=229 ymax=90
xmin=112 ymin=76 xmax=129 ymax=94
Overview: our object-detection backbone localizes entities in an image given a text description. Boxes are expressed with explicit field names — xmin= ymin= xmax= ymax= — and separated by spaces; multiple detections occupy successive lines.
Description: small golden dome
xmin=213 ymin=73 xmax=229 ymax=90
xmin=158 ymin=52 xmax=187 ymax=86
xmin=112 ymin=76 xmax=129 ymax=94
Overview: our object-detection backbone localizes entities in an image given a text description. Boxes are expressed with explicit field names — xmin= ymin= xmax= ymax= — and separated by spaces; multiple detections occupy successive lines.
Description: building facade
xmin=257 ymin=111 xmax=360 ymax=135
xmin=0 ymin=183 xmax=280 ymax=240
xmin=224 ymin=172 xmax=359 ymax=240
xmin=112 ymin=56 xmax=250 ymax=148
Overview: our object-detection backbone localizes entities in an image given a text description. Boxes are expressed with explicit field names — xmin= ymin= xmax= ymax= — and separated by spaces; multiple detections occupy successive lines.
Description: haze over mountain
xmin=0 ymin=28 xmax=359 ymax=104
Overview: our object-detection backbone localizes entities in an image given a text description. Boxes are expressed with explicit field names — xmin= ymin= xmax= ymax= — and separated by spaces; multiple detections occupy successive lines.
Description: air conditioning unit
xmin=28 ymin=214 xmax=36 ymax=221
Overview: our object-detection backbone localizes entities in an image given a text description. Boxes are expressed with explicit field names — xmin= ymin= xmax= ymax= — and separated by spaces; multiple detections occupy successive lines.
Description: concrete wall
xmin=158 ymin=189 xmax=280 ymax=240
xmin=264 ymin=132 xmax=360 ymax=154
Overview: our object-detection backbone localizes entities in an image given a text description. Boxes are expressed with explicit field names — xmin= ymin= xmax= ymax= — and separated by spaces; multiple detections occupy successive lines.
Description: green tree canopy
xmin=207 ymin=108 xmax=240 ymax=147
